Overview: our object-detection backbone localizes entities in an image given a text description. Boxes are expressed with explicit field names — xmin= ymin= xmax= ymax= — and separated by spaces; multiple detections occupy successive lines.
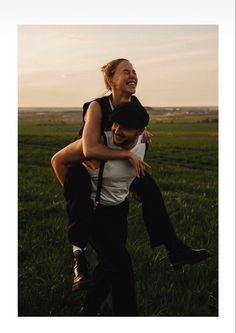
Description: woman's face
xmin=109 ymin=61 xmax=138 ymax=95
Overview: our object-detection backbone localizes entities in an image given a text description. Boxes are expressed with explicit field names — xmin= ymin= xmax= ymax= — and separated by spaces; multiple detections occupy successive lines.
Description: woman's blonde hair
xmin=101 ymin=58 xmax=129 ymax=90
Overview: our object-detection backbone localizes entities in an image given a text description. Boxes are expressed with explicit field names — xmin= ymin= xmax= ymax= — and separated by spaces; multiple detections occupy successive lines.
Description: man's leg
xmin=79 ymin=262 xmax=111 ymax=316
xmin=88 ymin=201 xmax=138 ymax=316
xmin=131 ymin=172 xmax=209 ymax=271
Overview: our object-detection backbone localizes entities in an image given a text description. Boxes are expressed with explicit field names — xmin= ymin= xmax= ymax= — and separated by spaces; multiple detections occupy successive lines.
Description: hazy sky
xmin=18 ymin=25 xmax=218 ymax=107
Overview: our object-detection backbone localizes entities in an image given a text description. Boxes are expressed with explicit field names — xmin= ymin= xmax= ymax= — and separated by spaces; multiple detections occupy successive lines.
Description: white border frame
xmin=0 ymin=1 xmax=235 ymax=333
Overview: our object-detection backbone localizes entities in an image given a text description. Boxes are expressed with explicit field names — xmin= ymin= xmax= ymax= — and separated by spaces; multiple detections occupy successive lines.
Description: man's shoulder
xmin=131 ymin=135 xmax=148 ymax=157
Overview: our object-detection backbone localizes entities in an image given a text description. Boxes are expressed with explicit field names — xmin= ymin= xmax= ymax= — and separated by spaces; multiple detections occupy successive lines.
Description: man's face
xmin=111 ymin=122 xmax=143 ymax=147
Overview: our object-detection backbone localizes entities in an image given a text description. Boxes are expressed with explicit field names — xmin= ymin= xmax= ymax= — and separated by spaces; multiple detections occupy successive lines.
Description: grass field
xmin=18 ymin=115 xmax=218 ymax=316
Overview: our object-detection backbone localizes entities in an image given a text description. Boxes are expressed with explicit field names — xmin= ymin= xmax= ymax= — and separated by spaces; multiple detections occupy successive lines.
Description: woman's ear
xmin=107 ymin=77 xmax=113 ymax=89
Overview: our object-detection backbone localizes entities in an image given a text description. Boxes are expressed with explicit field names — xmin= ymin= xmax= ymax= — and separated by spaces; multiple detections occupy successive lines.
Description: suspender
xmin=94 ymin=132 xmax=107 ymax=208
xmin=144 ymin=141 xmax=149 ymax=158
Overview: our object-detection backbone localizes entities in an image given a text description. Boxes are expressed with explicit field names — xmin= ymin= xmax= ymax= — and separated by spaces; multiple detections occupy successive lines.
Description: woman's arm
xmin=82 ymin=101 xmax=150 ymax=177
xmin=82 ymin=101 xmax=129 ymax=160
xmin=51 ymin=139 xmax=86 ymax=186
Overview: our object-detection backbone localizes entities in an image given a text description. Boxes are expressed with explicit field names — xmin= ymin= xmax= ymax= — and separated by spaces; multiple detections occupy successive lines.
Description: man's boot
xmin=167 ymin=238 xmax=210 ymax=271
xmin=72 ymin=251 xmax=93 ymax=291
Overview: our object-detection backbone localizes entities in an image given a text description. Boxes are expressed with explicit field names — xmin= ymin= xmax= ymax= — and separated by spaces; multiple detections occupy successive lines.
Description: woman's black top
xmin=73 ymin=94 xmax=141 ymax=141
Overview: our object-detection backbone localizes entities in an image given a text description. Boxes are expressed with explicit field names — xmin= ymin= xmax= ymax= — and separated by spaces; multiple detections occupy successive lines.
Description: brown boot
xmin=72 ymin=251 xmax=93 ymax=292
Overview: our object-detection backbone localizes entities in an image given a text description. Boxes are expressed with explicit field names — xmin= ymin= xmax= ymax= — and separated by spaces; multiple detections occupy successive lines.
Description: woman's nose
xmin=130 ymin=71 xmax=137 ymax=79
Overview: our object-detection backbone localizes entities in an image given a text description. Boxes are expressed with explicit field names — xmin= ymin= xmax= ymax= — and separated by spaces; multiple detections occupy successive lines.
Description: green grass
xmin=18 ymin=119 xmax=218 ymax=316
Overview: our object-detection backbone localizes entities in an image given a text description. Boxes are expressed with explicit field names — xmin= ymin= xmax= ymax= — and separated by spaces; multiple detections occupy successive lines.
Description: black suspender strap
xmin=144 ymin=141 xmax=149 ymax=158
xmin=94 ymin=132 xmax=107 ymax=208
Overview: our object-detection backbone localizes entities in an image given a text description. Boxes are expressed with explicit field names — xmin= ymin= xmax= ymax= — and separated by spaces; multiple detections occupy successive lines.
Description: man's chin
xmin=114 ymin=139 xmax=124 ymax=146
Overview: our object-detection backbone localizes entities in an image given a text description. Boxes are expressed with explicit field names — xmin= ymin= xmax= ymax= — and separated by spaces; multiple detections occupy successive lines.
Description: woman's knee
xmin=132 ymin=172 xmax=160 ymax=198
xmin=64 ymin=164 xmax=91 ymax=197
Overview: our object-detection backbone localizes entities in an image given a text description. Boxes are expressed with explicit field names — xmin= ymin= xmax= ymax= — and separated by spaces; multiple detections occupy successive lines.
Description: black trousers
xmin=63 ymin=164 xmax=94 ymax=248
xmin=83 ymin=199 xmax=138 ymax=316
xmin=63 ymin=163 xmax=176 ymax=248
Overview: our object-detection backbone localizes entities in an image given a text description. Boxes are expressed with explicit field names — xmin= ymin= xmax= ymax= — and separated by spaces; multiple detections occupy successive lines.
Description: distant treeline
xmin=19 ymin=106 xmax=218 ymax=114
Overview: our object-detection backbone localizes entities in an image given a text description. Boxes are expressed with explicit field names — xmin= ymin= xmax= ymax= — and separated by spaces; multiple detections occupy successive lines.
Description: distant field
xmin=18 ymin=114 xmax=218 ymax=316
xmin=18 ymin=106 xmax=218 ymax=123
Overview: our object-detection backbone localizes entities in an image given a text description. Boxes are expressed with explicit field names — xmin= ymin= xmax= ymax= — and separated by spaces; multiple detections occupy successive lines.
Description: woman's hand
xmin=127 ymin=151 xmax=151 ymax=178
xmin=142 ymin=130 xmax=153 ymax=145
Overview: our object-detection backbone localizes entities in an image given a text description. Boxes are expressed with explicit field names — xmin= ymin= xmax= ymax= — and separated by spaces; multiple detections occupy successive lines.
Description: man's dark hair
xmin=109 ymin=102 xmax=149 ymax=129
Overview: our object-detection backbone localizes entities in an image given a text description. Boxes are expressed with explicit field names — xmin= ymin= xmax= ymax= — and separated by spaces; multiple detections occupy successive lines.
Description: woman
xmin=59 ymin=58 xmax=209 ymax=292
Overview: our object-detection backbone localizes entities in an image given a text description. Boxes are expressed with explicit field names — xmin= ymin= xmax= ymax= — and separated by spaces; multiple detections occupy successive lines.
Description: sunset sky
xmin=18 ymin=25 xmax=218 ymax=107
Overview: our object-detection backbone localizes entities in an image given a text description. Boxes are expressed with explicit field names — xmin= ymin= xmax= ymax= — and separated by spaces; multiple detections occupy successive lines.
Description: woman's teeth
xmin=127 ymin=81 xmax=136 ymax=87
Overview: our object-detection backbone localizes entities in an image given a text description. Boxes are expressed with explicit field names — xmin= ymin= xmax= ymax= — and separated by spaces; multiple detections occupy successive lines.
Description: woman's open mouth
xmin=126 ymin=80 xmax=137 ymax=88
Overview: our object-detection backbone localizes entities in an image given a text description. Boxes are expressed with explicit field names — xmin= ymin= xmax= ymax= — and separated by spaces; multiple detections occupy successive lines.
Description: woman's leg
xmin=130 ymin=171 xmax=176 ymax=247
xmin=63 ymin=163 xmax=94 ymax=290
xmin=64 ymin=163 xmax=93 ymax=247
xmin=131 ymin=172 xmax=210 ymax=270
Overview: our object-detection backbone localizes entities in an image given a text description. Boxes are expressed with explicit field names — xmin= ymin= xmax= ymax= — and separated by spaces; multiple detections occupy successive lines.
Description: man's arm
xmin=51 ymin=139 xmax=86 ymax=186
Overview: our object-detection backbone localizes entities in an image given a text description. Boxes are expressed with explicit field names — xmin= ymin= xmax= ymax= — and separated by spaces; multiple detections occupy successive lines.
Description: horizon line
xmin=18 ymin=105 xmax=219 ymax=109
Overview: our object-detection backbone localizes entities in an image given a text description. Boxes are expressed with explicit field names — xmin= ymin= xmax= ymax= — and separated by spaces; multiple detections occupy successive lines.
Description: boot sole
xmin=170 ymin=252 xmax=210 ymax=272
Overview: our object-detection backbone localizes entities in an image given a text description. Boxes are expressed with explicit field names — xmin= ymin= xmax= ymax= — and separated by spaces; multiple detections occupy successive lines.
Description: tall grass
xmin=18 ymin=119 xmax=218 ymax=316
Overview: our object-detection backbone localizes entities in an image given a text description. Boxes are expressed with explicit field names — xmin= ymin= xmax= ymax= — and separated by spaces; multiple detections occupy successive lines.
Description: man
xmin=52 ymin=102 xmax=150 ymax=315
xmin=51 ymin=102 xmax=209 ymax=302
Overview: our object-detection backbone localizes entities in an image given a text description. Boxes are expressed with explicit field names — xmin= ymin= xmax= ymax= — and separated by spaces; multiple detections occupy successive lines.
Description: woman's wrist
xmin=122 ymin=150 xmax=132 ymax=159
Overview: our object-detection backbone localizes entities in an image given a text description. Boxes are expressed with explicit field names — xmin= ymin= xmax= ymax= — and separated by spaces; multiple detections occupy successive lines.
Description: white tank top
xmin=83 ymin=131 xmax=146 ymax=206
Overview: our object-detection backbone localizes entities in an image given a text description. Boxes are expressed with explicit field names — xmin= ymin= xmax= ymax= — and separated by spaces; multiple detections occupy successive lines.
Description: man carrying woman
xmin=51 ymin=58 xmax=209 ymax=295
